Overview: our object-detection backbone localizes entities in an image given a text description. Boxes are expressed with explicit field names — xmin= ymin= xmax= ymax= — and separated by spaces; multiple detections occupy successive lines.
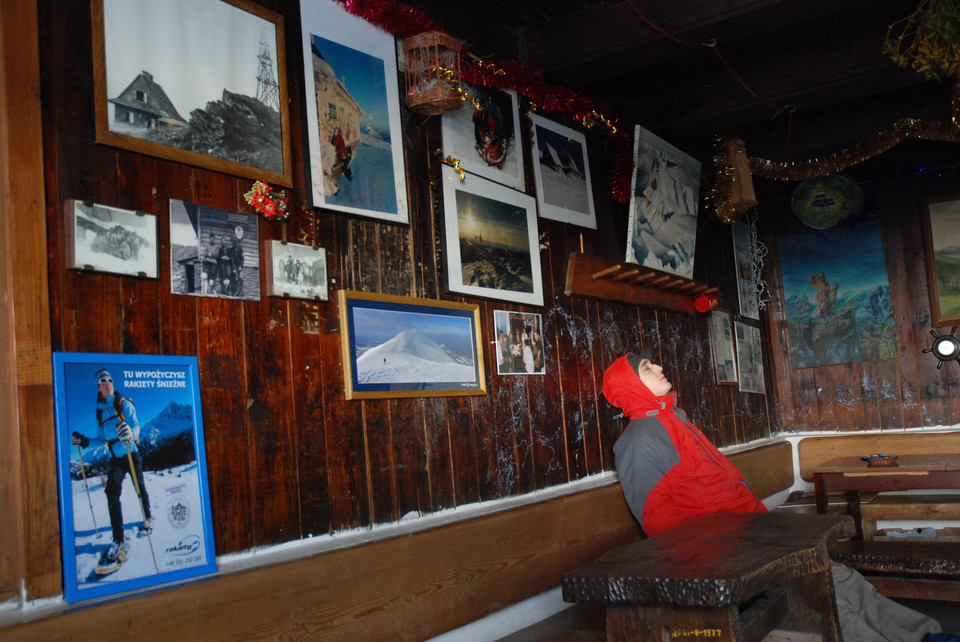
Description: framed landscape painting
xmin=441 ymin=85 xmax=524 ymax=191
xmin=53 ymin=352 xmax=216 ymax=603
xmin=529 ymin=114 xmax=596 ymax=228
xmin=923 ymin=194 xmax=960 ymax=326
xmin=441 ymin=165 xmax=543 ymax=306
xmin=626 ymin=125 xmax=700 ymax=279
xmin=338 ymin=290 xmax=486 ymax=400
xmin=92 ymin=0 xmax=292 ymax=186
xmin=300 ymin=0 xmax=408 ymax=223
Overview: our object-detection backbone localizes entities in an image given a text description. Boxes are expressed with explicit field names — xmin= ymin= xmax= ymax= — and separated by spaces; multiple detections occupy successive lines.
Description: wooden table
xmin=812 ymin=454 xmax=960 ymax=539
xmin=562 ymin=512 xmax=854 ymax=642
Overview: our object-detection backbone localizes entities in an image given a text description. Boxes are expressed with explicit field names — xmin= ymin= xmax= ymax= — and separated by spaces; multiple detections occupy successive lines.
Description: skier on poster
xmin=71 ymin=368 xmax=153 ymax=573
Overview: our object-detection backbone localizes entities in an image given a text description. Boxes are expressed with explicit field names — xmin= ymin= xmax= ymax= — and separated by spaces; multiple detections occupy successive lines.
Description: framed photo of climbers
xmin=52 ymin=352 xmax=216 ymax=603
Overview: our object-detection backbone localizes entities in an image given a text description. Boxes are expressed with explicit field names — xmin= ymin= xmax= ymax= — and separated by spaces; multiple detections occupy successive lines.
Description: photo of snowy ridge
xmin=352 ymin=308 xmax=477 ymax=385
xmin=53 ymin=353 xmax=216 ymax=602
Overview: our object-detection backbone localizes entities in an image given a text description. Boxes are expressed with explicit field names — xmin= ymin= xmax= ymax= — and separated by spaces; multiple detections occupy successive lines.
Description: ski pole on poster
xmin=76 ymin=445 xmax=100 ymax=536
xmin=125 ymin=442 xmax=160 ymax=574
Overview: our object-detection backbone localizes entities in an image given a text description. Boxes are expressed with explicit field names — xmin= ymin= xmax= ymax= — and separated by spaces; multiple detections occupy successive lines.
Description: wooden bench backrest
xmin=797 ymin=431 xmax=960 ymax=482
xmin=728 ymin=440 xmax=794 ymax=500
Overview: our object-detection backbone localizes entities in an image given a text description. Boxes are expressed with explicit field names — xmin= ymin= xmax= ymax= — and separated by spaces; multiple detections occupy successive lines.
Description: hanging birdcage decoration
xmin=403 ymin=31 xmax=463 ymax=115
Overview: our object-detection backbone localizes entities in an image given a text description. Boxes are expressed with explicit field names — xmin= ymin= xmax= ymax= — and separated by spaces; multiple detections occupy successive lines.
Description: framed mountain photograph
xmin=300 ymin=0 xmax=408 ymax=224
xmin=529 ymin=114 xmax=596 ymax=228
xmin=440 ymin=165 xmax=543 ymax=306
xmin=52 ymin=352 xmax=216 ymax=603
xmin=91 ymin=0 xmax=292 ymax=186
xmin=338 ymin=290 xmax=486 ymax=400
xmin=64 ymin=200 xmax=158 ymax=279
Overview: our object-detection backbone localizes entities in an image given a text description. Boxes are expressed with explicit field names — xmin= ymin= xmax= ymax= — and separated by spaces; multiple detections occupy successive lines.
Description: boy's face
xmin=636 ymin=358 xmax=672 ymax=396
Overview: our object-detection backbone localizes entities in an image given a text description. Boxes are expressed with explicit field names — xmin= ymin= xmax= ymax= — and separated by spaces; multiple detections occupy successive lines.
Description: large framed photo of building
xmin=529 ymin=114 xmax=596 ymax=228
xmin=300 ymin=0 xmax=409 ymax=224
xmin=52 ymin=352 xmax=216 ymax=603
xmin=440 ymin=165 xmax=543 ymax=306
xmin=91 ymin=0 xmax=292 ymax=186
xmin=64 ymin=200 xmax=158 ymax=278
xmin=338 ymin=290 xmax=486 ymax=400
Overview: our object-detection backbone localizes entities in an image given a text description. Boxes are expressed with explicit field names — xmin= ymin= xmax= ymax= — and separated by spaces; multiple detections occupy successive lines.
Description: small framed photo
xmin=263 ymin=240 xmax=328 ymax=301
xmin=493 ymin=309 xmax=545 ymax=375
xmin=440 ymin=165 xmax=543 ymax=306
xmin=300 ymin=0 xmax=408 ymax=223
xmin=339 ymin=290 xmax=486 ymax=400
xmin=52 ymin=352 xmax=216 ymax=603
xmin=708 ymin=310 xmax=738 ymax=385
xmin=64 ymin=200 xmax=158 ymax=278
xmin=732 ymin=220 xmax=760 ymax=320
xmin=529 ymin=114 xmax=596 ymax=229
xmin=735 ymin=321 xmax=765 ymax=394
xmin=441 ymin=85 xmax=524 ymax=191
xmin=92 ymin=0 xmax=292 ymax=186
xmin=169 ymin=199 xmax=260 ymax=301
xmin=922 ymin=194 xmax=960 ymax=326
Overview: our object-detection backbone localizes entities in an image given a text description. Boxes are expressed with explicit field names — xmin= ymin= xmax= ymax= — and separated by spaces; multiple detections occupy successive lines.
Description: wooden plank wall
xmin=757 ymin=141 xmax=960 ymax=433
xmin=15 ymin=0 xmax=772 ymax=601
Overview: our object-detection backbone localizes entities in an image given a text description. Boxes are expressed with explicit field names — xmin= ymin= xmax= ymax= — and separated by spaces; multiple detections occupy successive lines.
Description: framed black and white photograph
xmin=735 ymin=321 xmax=765 ymax=394
xmin=732 ymin=220 xmax=760 ymax=320
xmin=53 ymin=352 xmax=216 ymax=603
xmin=264 ymin=240 xmax=328 ymax=301
xmin=708 ymin=310 xmax=738 ymax=385
xmin=441 ymin=85 xmax=524 ymax=191
xmin=92 ymin=0 xmax=292 ymax=186
xmin=64 ymin=200 xmax=158 ymax=279
xmin=529 ymin=114 xmax=596 ymax=229
xmin=441 ymin=165 xmax=543 ymax=306
xmin=493 ymin=309 xmax=545 ymax=375
xmin=626 ymin=124 xmax=700 ymax=279
xmin=300 ymin=0 xmax=408 ymax=224
xmin=169 ymin=199 xmax=260 ymax=301
xmin=338 ymin=290 xmax=486 ymax=400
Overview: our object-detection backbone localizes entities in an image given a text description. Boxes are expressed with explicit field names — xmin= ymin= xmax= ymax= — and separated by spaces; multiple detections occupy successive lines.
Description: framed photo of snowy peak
xmin=52 ymin=352 xmax=216 ymax=603
xmin=441 ymin=85 xmax=525 ymax=191
xmin=91 ymin=0 xmax=292 ymax=186
xmin=300 ymin=0 xmax=409 ymax=224
xmin=440 ymin=165 xmax=543 ymax=306
xmin=338 ymin=290 xmax=486 ymax=400
xmin=626 ymin=125 xmax=701 ymax=279
xmin=64 ymin=200 xmax=158 ymax=279
xmin=529 ymin=114 xmax=596 ymax=228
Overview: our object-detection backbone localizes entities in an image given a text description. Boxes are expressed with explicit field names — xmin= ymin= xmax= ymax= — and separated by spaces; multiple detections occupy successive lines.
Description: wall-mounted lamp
xmin=923 ymin=326 xmax=960 ymax=368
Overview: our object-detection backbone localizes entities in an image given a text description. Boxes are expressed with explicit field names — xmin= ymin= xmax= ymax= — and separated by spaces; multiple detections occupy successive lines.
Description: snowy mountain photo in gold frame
xmin=91 ymin=0 xmax=292 ymax=186
xmin=339 ymin=291 xmax=486 ymax=400
xmin=300 ymin=0 xmax=409 ymax=224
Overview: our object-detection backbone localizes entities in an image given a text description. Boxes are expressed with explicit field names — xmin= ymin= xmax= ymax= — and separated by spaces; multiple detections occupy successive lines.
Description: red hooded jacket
xmin=602 ymin=354 xmax=766 ymax=536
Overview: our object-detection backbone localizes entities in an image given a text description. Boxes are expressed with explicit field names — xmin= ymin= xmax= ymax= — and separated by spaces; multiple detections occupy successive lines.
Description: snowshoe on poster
xmin=138 ymin=517 xmax=154 ymax=537
xmin=93 ymin=540 xmax=127 ymax=576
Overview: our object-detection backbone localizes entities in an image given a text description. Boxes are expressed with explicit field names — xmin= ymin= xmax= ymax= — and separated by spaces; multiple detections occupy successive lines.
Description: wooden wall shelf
xmin=564 ymin=252 xmax=718 ymax=315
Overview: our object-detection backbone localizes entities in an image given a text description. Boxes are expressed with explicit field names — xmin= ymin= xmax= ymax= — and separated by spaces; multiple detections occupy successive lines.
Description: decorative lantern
xmin=403 ymin=31 xmax=463 ymax=115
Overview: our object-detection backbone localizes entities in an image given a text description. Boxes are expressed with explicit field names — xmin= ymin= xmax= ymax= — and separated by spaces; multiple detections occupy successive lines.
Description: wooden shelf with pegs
xmin=563 ymin=252 xmax=719 ymax=315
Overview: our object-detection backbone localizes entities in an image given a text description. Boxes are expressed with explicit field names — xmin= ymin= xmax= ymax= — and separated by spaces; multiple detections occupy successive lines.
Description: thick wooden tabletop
xmin=562 ymin=512 xmax=854 ymax=608
xmin=811 ymin=454 xmax=960 ymax=474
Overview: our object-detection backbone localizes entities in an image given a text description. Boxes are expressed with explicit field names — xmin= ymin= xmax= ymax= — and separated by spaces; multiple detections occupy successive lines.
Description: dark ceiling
xmin=406 ymin=0 xmax=957 ymax=161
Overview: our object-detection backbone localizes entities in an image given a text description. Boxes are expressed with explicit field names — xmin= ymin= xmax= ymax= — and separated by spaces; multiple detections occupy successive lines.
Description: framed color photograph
xmin=735 ymin=321 xmax=766 ymax=394
xmin=338 ymin=290 xmax=486 ymax=400
xmin=441 ymin=85 xmax=524 ymax=191
xmin=732 ymin=220 xmax=760 ymax=320
xmin=626 ymin=125 xmax=701 ymax=279
xmin=923 ymin=195 xmax=960 ymax=326
xmin=529 ymin=114 xmax=596 ymax=228
xmin=440 ymin=165 xmax=543 ymax=306
xmin=264 ymin=240 xmax=328 ymax=301
xmin=52 ymin=352 xmax=216 ymax=603
xmin=493 ymin=309 xmax=545 ymax=375
xmin=64 ymin=200 xmax=158 ymax=279
xmin=708 ymin=310 xmax=738 ymax=385
xmin=92 ymin=0 xmax=292 ymax=186
xmin=300 ymin=0 xmax=408 ymax=223
xmin=169 ymin=199 xmax=260 ymax=301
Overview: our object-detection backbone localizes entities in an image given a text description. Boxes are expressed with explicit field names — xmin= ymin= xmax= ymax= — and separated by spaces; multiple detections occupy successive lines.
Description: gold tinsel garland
xmin=709 ymin=84 xmax=960 ymax=223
